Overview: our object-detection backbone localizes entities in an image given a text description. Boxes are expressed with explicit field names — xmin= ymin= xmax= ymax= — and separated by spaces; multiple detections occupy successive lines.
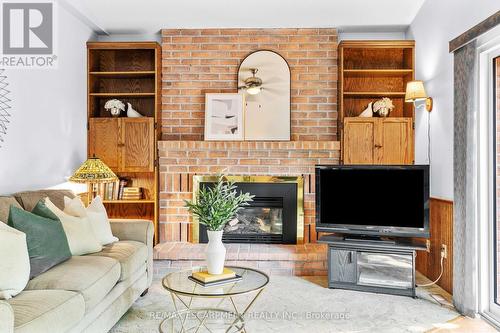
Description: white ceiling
xmin=61 ymin=0 xmax=426 ymax=35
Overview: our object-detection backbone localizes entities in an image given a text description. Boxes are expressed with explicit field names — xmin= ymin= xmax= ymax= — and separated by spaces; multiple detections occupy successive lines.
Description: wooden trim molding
xmin=449 ymin=10 xmax=500 ymax=53
xmin=416 ymin=197 xmax=454 ymax=294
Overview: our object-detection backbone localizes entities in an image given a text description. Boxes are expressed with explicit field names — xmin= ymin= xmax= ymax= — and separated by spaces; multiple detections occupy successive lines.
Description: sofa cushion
xmin=8 ymin=290 xmax=85 ymax=333
xmin=26 ymin=256 xmax=120 ymax=311
xmin=88 ymin=240 xmax=147 ymax=282
xmin=0 ymin=196 xmax=21 ymax=224
xmin=13 ymin=189 xmax=75 ymax=211
xmin=64 ymin=195 xmax=119 ymax=246
xmin=33 ymin=198 xmax=102 ymax=256
xmin=8 ymin=206 xmax=71 ymax=279
xmin=0 ymin=223 xmax=30 ymax=299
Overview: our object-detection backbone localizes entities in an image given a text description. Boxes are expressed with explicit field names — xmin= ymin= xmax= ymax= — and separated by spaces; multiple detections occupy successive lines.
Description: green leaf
xmin=184 ymin=174 xmax=254 ymax=231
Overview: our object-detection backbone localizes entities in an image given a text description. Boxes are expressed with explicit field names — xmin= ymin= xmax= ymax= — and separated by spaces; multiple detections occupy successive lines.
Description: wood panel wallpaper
xmin=416 ymin=198 xmax=454 ymax=294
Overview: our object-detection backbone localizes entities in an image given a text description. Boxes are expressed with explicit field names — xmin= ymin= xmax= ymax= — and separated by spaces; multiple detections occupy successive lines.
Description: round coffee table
xmin=160 ymin=266 xmax=269 ymax=333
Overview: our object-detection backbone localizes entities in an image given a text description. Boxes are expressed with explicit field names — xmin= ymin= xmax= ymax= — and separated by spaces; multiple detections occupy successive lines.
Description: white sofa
xmin=0 ymin=190 xmax=153 ymax=333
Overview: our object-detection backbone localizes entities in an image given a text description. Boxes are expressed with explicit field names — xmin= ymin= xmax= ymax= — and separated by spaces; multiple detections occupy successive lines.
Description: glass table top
xmin=162 ymin=266 xmax=269 ymax=297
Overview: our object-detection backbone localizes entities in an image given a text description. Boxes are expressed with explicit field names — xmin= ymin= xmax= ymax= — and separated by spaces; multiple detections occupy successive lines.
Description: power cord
xmin=427 ymin=107 xmax=431 ymax=165
xmin=416 ymin=247 xmax=445 ymax=287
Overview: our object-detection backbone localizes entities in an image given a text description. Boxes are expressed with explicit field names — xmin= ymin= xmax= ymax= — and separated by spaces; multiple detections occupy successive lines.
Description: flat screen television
xmin=315 ymin=165 xmax=430 ymax=238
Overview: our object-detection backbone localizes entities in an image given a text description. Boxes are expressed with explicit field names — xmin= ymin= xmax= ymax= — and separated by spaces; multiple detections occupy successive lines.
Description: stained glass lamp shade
xmin=69 ymin=157 xmax=118 ymax=183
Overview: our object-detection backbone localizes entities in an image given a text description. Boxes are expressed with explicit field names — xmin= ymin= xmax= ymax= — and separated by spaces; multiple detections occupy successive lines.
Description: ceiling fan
xmin=238 ymin=68 xmax=263 ymax=95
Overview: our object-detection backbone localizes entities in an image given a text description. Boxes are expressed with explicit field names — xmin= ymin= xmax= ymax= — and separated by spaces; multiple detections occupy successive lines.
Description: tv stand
xmin=343 ymin=235 xmax=396 ymax=245
xmin=318 ymin=235 xmax=426 ymax=298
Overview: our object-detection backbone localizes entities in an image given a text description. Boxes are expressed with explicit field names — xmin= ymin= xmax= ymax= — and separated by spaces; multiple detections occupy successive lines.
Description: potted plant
xmin=185 ymin=174 xmax=253 ymax=274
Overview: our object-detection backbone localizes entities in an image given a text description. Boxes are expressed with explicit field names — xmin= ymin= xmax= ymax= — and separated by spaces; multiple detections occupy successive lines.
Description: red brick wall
xmin=158 ymin=141 xmax=340 ymax=243
xmin=161 ymin=28 xmax=338 ymax=141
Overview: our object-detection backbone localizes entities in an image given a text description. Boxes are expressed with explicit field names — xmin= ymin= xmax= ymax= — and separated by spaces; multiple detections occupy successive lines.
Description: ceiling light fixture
xmin=239 ymin=68 xmax=262 ymax=95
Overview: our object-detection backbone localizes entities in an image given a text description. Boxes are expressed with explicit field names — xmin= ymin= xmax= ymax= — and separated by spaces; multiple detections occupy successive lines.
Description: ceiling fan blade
xmin=264 ymin=76 xmax=287 ymax=84
xmin=260 ymin=87 xmax=283 ymax=94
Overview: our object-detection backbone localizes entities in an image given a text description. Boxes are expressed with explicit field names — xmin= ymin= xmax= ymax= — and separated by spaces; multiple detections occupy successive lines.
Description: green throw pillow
xmin=31 ymin=199 xmax=59 ymax=221
xmin=8 ymin=205 xmax=71 ymax=279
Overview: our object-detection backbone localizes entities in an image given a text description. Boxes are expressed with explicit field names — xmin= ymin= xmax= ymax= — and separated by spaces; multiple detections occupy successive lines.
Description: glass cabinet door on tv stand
xmin=320 ymin=235 xmax=426 ymax=298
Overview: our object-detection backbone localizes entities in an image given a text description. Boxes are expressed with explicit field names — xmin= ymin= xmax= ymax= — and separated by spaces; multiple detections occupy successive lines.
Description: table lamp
xmin=69 ymin=156 xmax=118 ymax=202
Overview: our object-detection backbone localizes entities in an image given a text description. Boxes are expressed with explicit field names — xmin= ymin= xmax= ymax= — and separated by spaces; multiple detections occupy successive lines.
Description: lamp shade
xmin=69 ymin=157 xmax=118 ymax=184
xmin=405 ymin=80 xmax=428 ymax=102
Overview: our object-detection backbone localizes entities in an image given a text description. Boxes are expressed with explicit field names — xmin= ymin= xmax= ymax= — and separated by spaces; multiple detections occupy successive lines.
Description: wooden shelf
xmin=102 ymin=199 xmax=155 ymax=204
xmin=87 ymin=41 xmax=161 ymax=245
xmin=89 ymin=71 xmax=156 ymax=78
xmin=89 ymin=92 xmax=155 ymax=97
xmin=339 ymin=40 xmax=415 ymax=165
xmin=343 ymin=69 xmax=413 ymax=77
xmin=89 ymin=93 xmax=155 ymax=97
xmin=89 ymin=116 xmax=155 ymax=119
xmin=344 ymin=92 xmax=406 ymax=97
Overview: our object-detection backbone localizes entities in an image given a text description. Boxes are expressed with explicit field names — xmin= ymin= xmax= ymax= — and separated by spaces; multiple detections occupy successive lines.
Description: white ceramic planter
xmin=205 ymin=230 xmax=226 ymax=274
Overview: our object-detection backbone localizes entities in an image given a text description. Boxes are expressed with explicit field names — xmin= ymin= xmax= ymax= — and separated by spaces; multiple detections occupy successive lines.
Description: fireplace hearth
xmin=193 ymin=176 xmax=303 ymax=244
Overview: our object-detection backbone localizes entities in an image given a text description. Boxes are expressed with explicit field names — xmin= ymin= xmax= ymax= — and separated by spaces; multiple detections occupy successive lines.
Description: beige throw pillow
xmin=64 ymin=196 xmax=118 ymax=245
xmin=0 ymin=222 xmax=30 ymax=299
xmin=44 ymin=198 xmax=102 ymax=255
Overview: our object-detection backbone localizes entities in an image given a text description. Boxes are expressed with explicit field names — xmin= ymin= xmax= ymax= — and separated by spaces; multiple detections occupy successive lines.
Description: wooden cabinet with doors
xmin=343 ymin=118 xmax=413 ymax=164
xmin=89 ymin=118 xmax=154 ymax=172
xmin=339 ymin=40 xmax=415 ymax=165
xmin=87 ymin=42 xmax=161 ymax=244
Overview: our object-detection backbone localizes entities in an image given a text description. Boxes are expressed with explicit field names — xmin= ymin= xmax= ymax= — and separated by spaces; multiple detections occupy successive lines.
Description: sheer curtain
xmin=453 ymin=40 xmax=479 ymax=316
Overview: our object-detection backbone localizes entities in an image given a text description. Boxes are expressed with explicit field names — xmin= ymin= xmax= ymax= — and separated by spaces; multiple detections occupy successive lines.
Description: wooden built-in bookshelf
xmin=339 ymin=40 xmax=415 ymax=165
xmin=87 ymin=42 xmax=161 ymax=244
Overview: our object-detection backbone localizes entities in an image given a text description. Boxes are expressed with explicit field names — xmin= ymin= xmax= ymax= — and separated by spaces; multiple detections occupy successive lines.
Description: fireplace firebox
xmin=192 ymin=176 xmax=303 ymax=244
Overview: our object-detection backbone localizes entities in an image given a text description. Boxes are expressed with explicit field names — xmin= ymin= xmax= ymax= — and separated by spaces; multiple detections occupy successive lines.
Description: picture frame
xmin=204 ymin=93 xmax=245 ymax=141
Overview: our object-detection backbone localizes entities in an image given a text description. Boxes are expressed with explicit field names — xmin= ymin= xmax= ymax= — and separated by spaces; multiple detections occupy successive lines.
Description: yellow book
xmin=192 ymin=268 xmax=236 ymax=283
xmin=123 ymin=187 xmax=141 ymax=194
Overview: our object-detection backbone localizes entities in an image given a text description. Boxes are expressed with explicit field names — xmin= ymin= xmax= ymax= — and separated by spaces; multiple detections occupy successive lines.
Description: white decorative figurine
xmin=359 ymin=102 xmax=373 ymax=117
xmin=104 ymin=99 xmax=125 ymax=117
xmin=126 ymin=103 xmax=143 ymax=118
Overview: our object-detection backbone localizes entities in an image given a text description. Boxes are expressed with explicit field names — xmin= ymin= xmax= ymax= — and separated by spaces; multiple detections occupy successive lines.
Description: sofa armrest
xmin=109 ymin=219 xmax=153 ymax=246
xmin=0 ymin=300 xmax=14 ymax=333
xmin=109 ymin=219 xmax=154 ymax=287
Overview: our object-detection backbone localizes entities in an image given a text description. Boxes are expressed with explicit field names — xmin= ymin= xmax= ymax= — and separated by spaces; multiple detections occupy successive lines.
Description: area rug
xmin=111 ymin=273 xmax=458 ymax=333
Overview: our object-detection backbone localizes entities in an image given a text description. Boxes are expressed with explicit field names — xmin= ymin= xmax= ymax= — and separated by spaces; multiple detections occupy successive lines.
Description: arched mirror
xmin=238 ymin=50 xmax=291 ymax=140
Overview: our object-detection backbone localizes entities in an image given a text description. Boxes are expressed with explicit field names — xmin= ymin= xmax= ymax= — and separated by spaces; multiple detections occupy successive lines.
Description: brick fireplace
xmin=157 ymin=28 xmax=340 ymax=251
xmin=158 ymin=141 xmax=340 ymax=243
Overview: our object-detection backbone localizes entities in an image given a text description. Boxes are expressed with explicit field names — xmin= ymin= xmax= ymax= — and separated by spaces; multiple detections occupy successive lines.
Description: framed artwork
xmin=204 ymin=93 xmax=245 ymax=141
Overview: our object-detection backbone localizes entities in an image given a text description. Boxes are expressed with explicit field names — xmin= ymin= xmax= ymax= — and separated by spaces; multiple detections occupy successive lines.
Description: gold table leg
xmin=224 ymin=289 xmax=264 ymax=333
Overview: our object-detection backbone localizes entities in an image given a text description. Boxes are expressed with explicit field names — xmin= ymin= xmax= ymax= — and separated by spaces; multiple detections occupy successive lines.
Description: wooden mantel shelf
xmin=158 ymin=140 xmax=341 ymax=150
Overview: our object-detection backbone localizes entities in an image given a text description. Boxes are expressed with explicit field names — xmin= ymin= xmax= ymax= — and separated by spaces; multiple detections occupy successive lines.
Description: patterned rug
xmin=111 ymin=271 xmax=458 ymax=333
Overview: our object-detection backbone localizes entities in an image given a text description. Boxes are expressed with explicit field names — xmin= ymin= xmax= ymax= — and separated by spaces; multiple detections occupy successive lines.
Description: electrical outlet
xmin=441 ymin=244 xmax=448 ymax=259
xmin=426 ymin=240 xmax=431 ymax=253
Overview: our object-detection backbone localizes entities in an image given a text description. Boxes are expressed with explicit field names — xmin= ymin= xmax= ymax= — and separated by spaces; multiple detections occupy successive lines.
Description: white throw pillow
xmin=44 ymin=198 xmax=102 ymax=255
xmin=0 ymin=222 xmax=30 ymax=299
xmin=64 ymin=195 xmax=118 ymax=245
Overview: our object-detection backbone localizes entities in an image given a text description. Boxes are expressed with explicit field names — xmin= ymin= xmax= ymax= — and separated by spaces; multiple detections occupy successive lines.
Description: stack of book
xmin=92 ymin=178 xmax=131 ymax=201
xmin=122 ymin=187 xmax=142 ymax=200
xmin=188 ymin=268 xmax=242 ymax=287
xmin=93 ymin=181 xmax=119 ymax=200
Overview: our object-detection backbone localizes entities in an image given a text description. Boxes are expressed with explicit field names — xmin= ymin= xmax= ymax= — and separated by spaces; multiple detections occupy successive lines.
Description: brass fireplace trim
xmin=191 ymin=175 xmax=304 ymax=244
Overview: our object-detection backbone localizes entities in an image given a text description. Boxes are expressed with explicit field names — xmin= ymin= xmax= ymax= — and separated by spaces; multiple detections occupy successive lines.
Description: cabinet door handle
xmin=348 ymin=252 xmax=353 ymax=264
xmin=374 ymin=144 xmax=382 ymax=148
